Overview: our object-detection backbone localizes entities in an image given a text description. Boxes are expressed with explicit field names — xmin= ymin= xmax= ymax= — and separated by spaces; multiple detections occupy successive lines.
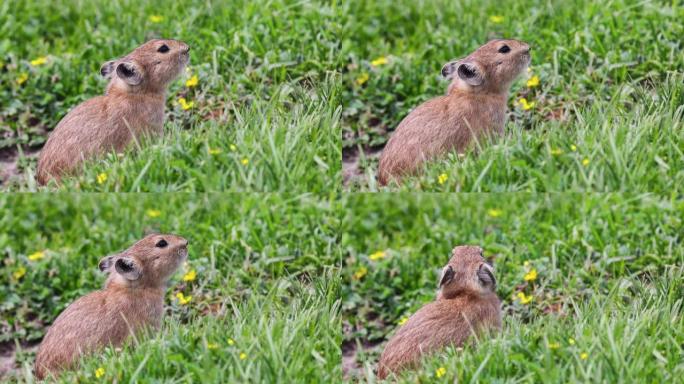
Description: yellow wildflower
xmin=186 ymin=75 xmax=199 ymax=88
xmin=207 ymin=343 xmax=218 ymax=350
xmin=569 ymin=338 xmax=576 ymax=345
xmin=369 ymin=251 xmax=386 ymax=261
xmin=435 ymin=366 xmax=447 ymax=378
xmin=176 ymin=292 xmax=192 ymax=305
xmin=96 ymin=173 xmax=107 ymax=184
xmin=356 ymin=72 xmax=369 ymax=86
xmin=580 ymin=352 xmax=588 ymax=360
xmin=95 ymin=367 xmax=105 ymax=379
xmin=16 ymin=72 xmax=29 ymax=85
xmin=239 ymin=352 xmax=247 ymax=360
xmin=208 ymin=148 xmax=222 ymax=155
xmin=13 ymin=267 xmax=26 ymax=280
xmin=489 ymin=15 xmax=504 ymax=24
xmin=548 ymin=342 xmax=560 ymax=350
xmin=241 ymin=158 xmax=249 ymax=165
xmin=397 ymin=316 xmax=409 ymax=326
xmin=148 ymin=15 xmax=164 ymax=23
xmin=353 ymin=266 xmax=367 ymax=280
xmin=550 ymin=148 xmax=563 ymax=156
xmin=523 ymin=260 xmax=530 ymax=267
xmin=524 ymin=269 xmax=537 ymax=282
xmin=371 ymin=56 xmax=388 ymax=67
xmin=183 ymin=269 xmax=197 ymax=282
xmin=228 ymin=338 xmax=235 ymax=346
xmin=178 ymin=97 xmax=194 ymax=110
xmin=570 ymin=144 xmax=577 ymax=152
xmin=30 ymin=56 xmax=48 ymax=66
xmin=517 ymin=97 xmax=535 ymax=110
xmin=28 ymin=251 xmax=45 ymax=261
xmin=229 ymin=144 xmax=237 ymax=152
xmin=146 ymin=209 xmax=161 ymax=218
xmin=437 ymin=173 xmax=448 ymax=185
xmin=527 ymin=66 xmax=532 ymax=73
xmin=487 ymin=209 xmax=503 ymax=218
xmin=526 ymin=75 xmax=540 ymax=88
xmin=582 ymin=158 xmax=590 ymax=167
xmin=516 ymin=292 xmax=533 ymax=304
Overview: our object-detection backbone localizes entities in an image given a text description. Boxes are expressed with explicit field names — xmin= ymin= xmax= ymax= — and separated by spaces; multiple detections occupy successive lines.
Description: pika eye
xmin=157 ymin=44 xmax=170 ymax=53
xmin=498 ymin=45 xmax=511 ymax=54
xmin=155 ymin=239 xmax=168 ymax=248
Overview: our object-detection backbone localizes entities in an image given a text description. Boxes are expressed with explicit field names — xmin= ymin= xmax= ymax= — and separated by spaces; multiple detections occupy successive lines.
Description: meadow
xmin=341 ymin=0 xmax=684 ymax=191
xmin=1 ymin=0 xmax=342 ymax=192
xmin=0 ymin=193 xmax=341 ymax=382
xmin=341 ymin=193 xmax=683 ymax=382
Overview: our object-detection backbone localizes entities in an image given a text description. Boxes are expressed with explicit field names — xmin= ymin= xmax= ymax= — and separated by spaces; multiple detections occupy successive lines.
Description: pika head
xmin=441 ymin=39 xmax=530 ymax=94
xmin=100 ymin=39 xmax=190 ymax=94
xmin=438 ymin=245 xmax=496 ymax=299
xmin=98 ymin=234 xmax=189 ymax=288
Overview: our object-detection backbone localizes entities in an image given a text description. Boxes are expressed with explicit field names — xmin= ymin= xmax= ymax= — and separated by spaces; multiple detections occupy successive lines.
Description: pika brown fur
xmin=36 ymin=39 xmax=190 ymax=185
xmin=377 ymin=39 xmax=531 ymax=185
xmin=34 ymin=234 xmax=189 ymax=379
xmin=377 ymin=245 xmax=501 ymax=379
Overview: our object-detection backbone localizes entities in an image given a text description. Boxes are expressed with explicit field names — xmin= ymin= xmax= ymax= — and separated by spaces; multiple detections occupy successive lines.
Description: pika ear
xmin=114 ymin=256 xmax=142 ymax=280
xmin=98 ymin=255 xmax=117 ymax=272
xmin=438 ymin=265 xmax=455 ymax=288
xmin=115 ymin=61 xmax=143 ymax=85
xmin=441 ymin=60 xmax=461 ymax=79
xmin=100 ymin=60 xmax=117 ymax=78
xmin=457 ymin=62 xmax=484 ymax=86
xmin=477 ymin=263 xmax=496 ymax=288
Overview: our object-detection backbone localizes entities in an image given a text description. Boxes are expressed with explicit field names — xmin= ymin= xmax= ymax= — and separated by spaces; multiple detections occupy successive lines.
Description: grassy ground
xmin=0 ymin=193 xmax=341 ymax=382
xmin=341 ymin=193 xmax=684 ymax=382
xmin=1 ymin=0 xmax=341 ymax=192
xmin=340 ymin=0 xmax=684 ymax=191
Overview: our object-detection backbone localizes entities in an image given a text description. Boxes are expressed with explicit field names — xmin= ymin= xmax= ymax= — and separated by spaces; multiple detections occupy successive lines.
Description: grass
xmin=1 ymin=0 xmax=342 ymax=192
xmin=341 ymin=193 xmax=684 ymax=382
xmin=340 ymin=0 xmax=684 ymax=191
xmin=0 ymin=193 xmax=341 ymax=382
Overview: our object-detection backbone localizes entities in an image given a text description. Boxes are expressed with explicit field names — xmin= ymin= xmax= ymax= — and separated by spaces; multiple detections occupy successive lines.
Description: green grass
xmin=1 ymin=0 xmax=342 ymax=192
xmin=0 ymin=193 xmax=341 ymax=382
xmin=340 ymin=0 xmax=684 ymax=191
xmin=341 ymin=193 xmax=684 ymax=382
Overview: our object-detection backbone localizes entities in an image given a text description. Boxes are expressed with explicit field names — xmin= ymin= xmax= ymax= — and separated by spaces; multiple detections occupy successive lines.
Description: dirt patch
xmin=0 ymin=340 xmax=39 ymax=379
xmin=0 ymin=146 xmax=40 ymax=186
xmin=342 ymin=338 xmax=384 ymax=379
xmin=342 ymin=145 xmax=383 ymax=187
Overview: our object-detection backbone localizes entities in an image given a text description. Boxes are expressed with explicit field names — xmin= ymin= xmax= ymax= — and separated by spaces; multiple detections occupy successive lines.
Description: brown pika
xmin=36 ymin=39 xmax=190 ymax=185
xmin=377 ymin=245 xmax=501 ymax=379
xmin=34 ymin=234 xmax=189 ymax=379
xmin=377 ymin=39 xmax=531 ymax=185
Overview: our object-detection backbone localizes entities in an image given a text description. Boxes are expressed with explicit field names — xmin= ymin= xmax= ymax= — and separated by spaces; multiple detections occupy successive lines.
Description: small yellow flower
xmin=582 ymin=158 xmax=590 ymax=167
xmin=13 ymin=267 xmax=26 ymax=280
xmin=371 ymin=56 xmax=388 ymax=67
xmin=570 ymin=144 xmax=577 ymax=152
xmin=178 ymin=97 xmax=194 ymax=110
xmin=523 ymin=260 xmax=530 ymax=267
xmin=517 ymin=97 xmax=536 ymax=110
xmin=96 ymin=173 xmax=107 ymax=184
xmin=580 ymin=352 xmax=588 ymax=360
xmin=148 ymin=15 xmax=164 ymax=23
xmin=550 ymin=148 xmax=563 ymax=156
xmin=397 ymin=316 xmax=409 ymax=326
xmin=241 ymin=158 xmax=249 ymax=165
xmin=548 ymin=342 xmax=560 ymax=350
xmin=527 ymin=66 xmax=532 ymax=73
xmin=176 ymin=292 xmax=192 ymax=305
xmin=229 ymin=144 xmax=237 ymax=152
xmin=353 ymin=266 xmax=368 ymax=280
xmin=208 ymin=148 xmax=222 ymax=155
xmin=28 ymin=251 xmax=45 ymax=261
xmin=183 ymin=269 xmax=197 ymax=282
xmin=146 ymin=209 xmax=161 ymax=218
xmin=30 ymin=56 xmax=48 ymax=66
xmin=207 ymin=343 xmax=218 ymax=350
xmin=569 ymin=338 xmax=576 ymax=345
xmin=16 ymin=72 xmax=29 ymax=85
xmin=356 ymin=72 xmax=369 ymax=86
xmin=186 ymin=75 xmax=199 ymax=88
xmin=228 ymin=338 xmax=235 ymax=346
xmin=95 ymin=367 xmax=105 ymax=379
xmin=435 ymin=366 xmax=447 ymax=378
xmin=239 ymin=352 xmax=247 ymax=360
xmin=516 ymin=292 xmax=533 ymax=304
xmin=526 ymin=75 xmax=540 ymax=88
xmin=487 ymin=209 xmax=503 ymax=218
xmin=524 ymin=269 xmax=537 ymax=282
xmin=437 ymin=173 xmax=448 ymax=185
xmin=489 ymin=15 xmax=504 ymax=24
xmin=369 ymin=251 xmax=386 ymax=261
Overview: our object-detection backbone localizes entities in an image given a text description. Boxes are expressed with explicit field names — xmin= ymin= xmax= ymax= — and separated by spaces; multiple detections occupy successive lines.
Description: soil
xmin=342 ymin=145 xmax=383 ymax=187
xmin=0 ymin=146 xmax=40 ymax=187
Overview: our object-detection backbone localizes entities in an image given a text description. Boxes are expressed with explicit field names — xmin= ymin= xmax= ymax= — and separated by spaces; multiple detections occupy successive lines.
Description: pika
xmin=377 ymin=39 xmax=530 ymax=185
xmin=34 ymin=234 xmax=189 ymax=379
xmin=36 ymin=39 xmax=190 ymax=185
xmin=377 ymin=245 xmax=501 ymax=379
